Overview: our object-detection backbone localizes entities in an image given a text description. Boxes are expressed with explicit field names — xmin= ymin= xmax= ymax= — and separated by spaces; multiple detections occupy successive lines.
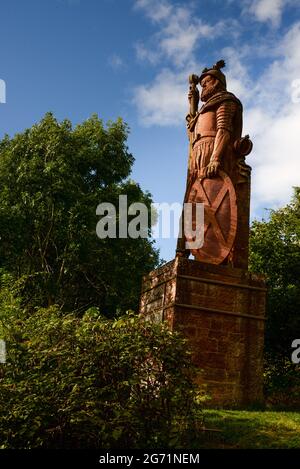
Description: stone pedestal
xmin=140 ymin=257 xmax=266 ymax=407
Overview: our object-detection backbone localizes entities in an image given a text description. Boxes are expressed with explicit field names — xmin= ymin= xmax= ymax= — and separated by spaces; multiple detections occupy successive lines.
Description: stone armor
xmin=187 ymin=92 xmax=243 ymax=182
xmin=178 ymin=90 xmax=252 ymax=269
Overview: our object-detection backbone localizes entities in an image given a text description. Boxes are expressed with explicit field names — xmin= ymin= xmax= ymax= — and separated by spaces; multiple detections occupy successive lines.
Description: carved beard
xmin=201 ymin=80 xmax=222 ymax=102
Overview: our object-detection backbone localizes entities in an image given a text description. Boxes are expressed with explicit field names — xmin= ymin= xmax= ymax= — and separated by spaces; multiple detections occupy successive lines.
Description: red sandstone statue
xmin=177 ymin=60 xmax=253 ymax=269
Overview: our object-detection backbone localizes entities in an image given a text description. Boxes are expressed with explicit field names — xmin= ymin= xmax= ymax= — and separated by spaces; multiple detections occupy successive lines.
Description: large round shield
xmin=186 ymin=170 xmax=237 ymax=264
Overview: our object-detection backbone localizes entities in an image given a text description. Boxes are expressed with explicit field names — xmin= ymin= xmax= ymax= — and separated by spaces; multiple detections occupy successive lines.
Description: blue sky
xmin=0 ymin=0 xmax=300 ymax=261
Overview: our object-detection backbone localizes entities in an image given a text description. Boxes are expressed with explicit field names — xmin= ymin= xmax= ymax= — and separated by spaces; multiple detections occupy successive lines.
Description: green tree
xmin=249 ymin=187 xmax=300 ymax=357
xmin=0 ymin=113 xmax=159 ymax=315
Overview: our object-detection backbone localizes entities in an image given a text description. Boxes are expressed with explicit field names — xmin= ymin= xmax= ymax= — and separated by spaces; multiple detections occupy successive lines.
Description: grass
xmin=194 ymin=409 xmax=300 ymax=449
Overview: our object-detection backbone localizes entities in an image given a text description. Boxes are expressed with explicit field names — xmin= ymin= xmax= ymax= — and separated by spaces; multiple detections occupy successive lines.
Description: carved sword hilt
xmin=188 ymin=74 xmax=200 ymax=117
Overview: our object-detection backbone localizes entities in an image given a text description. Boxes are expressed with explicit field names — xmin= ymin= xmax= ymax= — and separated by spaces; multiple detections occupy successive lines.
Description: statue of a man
xmin=177 ymin=60 xmax=252 ymax=269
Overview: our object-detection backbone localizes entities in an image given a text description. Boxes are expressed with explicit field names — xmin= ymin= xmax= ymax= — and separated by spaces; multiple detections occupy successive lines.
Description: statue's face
xmin=200 ymin=75 xmax=220 ymax=102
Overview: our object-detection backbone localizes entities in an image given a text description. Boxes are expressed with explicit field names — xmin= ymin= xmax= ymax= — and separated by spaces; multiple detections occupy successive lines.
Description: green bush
xmin=0 ymin=289 xmax=201 ymax=448
xmin=264 ymin=354 xmax=300 ymax=410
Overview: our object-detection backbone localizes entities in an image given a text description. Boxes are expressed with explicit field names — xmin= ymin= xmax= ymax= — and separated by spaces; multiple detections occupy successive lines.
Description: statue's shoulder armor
xmin=187 ymin=93 xmax=242 ymax=133
xmin=199 ymin=92 xmax=242 ymax=115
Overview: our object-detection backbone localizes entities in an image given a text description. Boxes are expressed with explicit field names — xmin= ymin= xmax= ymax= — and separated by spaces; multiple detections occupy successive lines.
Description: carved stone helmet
xmin=200 ymin=60 xmax=227 ymax=89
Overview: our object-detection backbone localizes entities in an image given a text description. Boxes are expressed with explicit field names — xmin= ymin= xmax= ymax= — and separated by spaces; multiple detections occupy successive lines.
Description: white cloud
xmin=158 ymin=7 xmax=216 ymax=66
xmin=244 ymin=0 xmax=300 ymax=27
xmin=220 ymin=47 xmax=252 ymax=103
xmin=222 ymin=23 xmax=300 ymax=210
xmin=132 ymin=45 xmax=253 ymax=128
xmin=135 ymin=0 xmax=172 ymax=22
xmin=134 ymin=0 xmax=224 ymax=67
xmin=132 ymin=1 xmax=214 ymax=125
xmin=135 ymin=43 xmax=160 ymax=65
xmin=248 ymin=23 xmax=300 ymax=210
xmin=132 ymin=1 xmax=235 ymax=125
xmin=251 ymin=105 xmax=300 ymax=211
xmin=133 ymin=68 xmax=188 ymax=126
xmin=249 ymin=0 xmax=285 ymax=27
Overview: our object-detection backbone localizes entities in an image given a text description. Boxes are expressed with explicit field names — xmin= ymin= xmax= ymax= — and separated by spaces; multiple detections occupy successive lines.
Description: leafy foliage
xmin=250 ymin=188 xmax=300 ymax=406
xmin=0 ymin=113 xmax=159 ymax=316
xmin=250 ymin=187 xmax=300 ymax=356
xmin=264 ymin=355 xmax=300 ymax=409
xmin=0 ymin=280 xmax=201 ymax=449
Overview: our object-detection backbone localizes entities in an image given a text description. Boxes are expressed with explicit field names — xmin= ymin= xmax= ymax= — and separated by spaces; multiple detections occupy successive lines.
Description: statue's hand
xmin=205 ymin=161 xmax=220 ymax=178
